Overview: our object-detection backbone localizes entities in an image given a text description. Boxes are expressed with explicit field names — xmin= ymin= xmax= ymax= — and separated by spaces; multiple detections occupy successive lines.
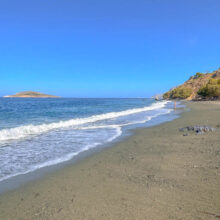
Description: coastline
xmin=0 ymin=102 xmax=220 ymax=219
xmin=0 ymin=100 xmax=176 ymax=187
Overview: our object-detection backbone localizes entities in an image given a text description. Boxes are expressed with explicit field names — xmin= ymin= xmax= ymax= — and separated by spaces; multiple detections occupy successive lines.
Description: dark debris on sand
xmin=179 ymin=125 xmax=217 ymax=135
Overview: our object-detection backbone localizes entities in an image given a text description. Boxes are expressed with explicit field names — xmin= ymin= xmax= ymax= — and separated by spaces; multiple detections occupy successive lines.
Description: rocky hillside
xmin=4 ymin=91 xmax=60 ymax=98
xmin=163 ymin=68 xmax=220 ymax=100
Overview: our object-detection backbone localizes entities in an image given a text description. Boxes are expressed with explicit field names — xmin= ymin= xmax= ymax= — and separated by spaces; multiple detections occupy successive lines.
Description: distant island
xmin=4 ymin=91 xmax=60 ymax=98
xmin=163 ymin=68 xmax=220 ymax=100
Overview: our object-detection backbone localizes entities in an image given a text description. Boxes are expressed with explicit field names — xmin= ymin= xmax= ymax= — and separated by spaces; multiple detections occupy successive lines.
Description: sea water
xmin=0 ymin=98 xmax=174 ymax=182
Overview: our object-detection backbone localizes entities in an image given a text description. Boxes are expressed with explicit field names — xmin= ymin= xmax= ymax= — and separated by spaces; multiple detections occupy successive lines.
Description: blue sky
xmin=0 ymin=0 xmax=220 ymax=97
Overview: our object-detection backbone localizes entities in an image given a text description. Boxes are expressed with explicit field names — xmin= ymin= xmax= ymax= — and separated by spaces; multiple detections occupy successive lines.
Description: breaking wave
xmin=0 ymin=101 xmax=169 ymax=142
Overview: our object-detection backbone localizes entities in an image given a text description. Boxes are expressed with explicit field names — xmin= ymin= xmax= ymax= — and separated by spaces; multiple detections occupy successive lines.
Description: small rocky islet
xmin=3 ymin=91 xmax=59 ymax=98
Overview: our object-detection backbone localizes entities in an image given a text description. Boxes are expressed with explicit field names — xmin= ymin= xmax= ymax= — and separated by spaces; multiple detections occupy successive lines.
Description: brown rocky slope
xmin=163 ymin=68 xmax=220 ymax=100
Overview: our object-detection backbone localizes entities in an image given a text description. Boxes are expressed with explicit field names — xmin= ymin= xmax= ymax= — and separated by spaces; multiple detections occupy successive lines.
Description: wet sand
xmin=0 ymin=102 xmax=220 ymax=220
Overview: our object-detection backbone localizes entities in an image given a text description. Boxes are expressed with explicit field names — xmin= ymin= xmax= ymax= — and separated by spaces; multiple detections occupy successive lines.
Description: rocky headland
xmin=163 ymin=68 xmax=220 ymax=100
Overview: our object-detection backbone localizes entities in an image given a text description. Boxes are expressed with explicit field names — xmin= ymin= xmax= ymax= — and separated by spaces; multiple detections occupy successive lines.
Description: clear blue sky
xmin=0 ymin=0 xmax=220 ymax=97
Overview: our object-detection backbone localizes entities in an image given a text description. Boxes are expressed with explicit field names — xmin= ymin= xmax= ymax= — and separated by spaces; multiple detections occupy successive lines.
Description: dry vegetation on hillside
xmin=163 ymin=68 xmax=220 ymax=100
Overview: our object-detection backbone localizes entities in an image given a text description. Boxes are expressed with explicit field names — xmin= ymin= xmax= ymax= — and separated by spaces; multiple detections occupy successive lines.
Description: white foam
xmin=0 ymin=101 xmax=169 ymax=142
xmin=0 ymin=128 xmax=122 ymax=182
xmin=0 ymin=145 xmax=92 ymax=182
xmin=0 ymin=101 xmax=173 ymax=182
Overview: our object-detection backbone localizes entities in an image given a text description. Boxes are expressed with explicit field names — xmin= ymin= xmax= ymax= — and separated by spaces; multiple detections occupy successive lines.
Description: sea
xmin=0 ymin=98 xmax=177 ymax=183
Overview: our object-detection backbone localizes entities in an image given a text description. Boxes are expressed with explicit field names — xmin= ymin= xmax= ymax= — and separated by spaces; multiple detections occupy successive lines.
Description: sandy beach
xmin=0 ymin=101 xmax=219 ymax=220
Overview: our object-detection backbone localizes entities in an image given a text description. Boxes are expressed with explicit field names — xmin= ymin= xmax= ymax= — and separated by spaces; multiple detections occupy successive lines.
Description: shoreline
xmin=0 ymin=101 xmax=180 ymax=194
xmin=0 ymin=101 xmax=220 ymax=219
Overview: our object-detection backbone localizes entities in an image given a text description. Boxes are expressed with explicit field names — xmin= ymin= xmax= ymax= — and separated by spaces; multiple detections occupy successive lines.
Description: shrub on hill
xmin=163 ymin=87 xmax=193 ymax=99
xmin=195 ymin=72 xmax=204 ymax=78
xmin=163 ymin=91 xmax=171 ymax=99
xmin=198 ymin=79 xmax=220 ymax=99
xmin=171 ymin=87 xmax=193 ymax=99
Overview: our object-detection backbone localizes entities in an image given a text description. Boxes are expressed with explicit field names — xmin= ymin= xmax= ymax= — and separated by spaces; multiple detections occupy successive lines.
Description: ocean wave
xmin=0 ymin=101 xmax=169 ymax=142
xmin=0 ymin=128 xmax=123 ymax=182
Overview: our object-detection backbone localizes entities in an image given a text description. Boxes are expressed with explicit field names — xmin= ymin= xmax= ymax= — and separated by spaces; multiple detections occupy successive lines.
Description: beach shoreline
xmin=0 ymin=100 xmax=179 ymax=193
xmin=0 ymin=101 xmax=220 ymax=219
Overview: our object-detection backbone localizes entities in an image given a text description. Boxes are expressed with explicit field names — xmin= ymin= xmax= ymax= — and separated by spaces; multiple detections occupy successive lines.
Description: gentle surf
xmin=0 ymin=98 xmax=173 ymax=182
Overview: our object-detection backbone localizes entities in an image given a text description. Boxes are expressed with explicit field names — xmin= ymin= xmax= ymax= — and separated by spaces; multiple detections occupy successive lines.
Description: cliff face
xmin=4 ymin=91 xmax=59 ymax=98
xmin=163 ymin=68 xmax=220 ymax=100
